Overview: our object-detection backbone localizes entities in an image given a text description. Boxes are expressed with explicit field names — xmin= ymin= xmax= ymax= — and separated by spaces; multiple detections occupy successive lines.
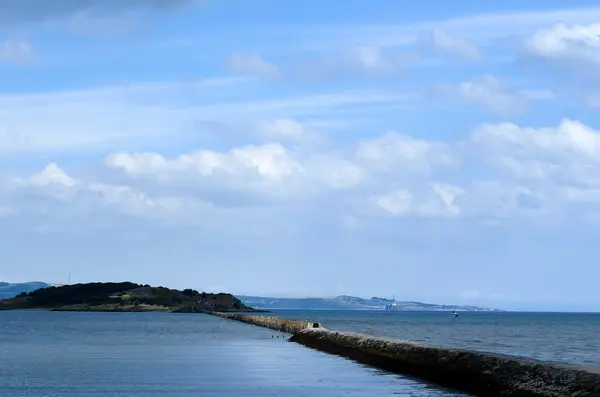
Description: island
xmin=0 ymin=282 xmax=264 ymax=313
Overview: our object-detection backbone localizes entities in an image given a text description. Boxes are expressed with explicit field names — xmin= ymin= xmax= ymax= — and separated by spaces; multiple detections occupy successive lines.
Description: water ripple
xmin=0 ymin=311 xmax=466 ymax=397
xmin=264 ymin=310 xmax=600 ymax=366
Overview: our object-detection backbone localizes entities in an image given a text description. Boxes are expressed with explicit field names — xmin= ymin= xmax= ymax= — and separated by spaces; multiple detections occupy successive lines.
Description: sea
xmin=1 ymin=310 xmax=598 ymax=397
xmin=263 ymin=310 xmax=600 ymax=367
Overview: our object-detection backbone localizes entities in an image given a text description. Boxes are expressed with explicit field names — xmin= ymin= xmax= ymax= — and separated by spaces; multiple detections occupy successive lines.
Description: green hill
xmin=0 ymin=282 xmax=260 ymax=313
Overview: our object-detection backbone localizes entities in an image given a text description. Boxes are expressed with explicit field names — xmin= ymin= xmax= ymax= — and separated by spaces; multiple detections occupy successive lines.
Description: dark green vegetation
xmin=0 ymin=282 xmax=49 ymax=299
xmin=0 ymin=282 xmax=260 ymax=313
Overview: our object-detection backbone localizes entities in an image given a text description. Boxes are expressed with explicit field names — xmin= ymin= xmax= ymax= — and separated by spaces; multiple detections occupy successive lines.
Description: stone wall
xmin=211 ymin=312 xmax=322 ymax=333
xmin=212 ymin=312 xmax=600 ymax=396
xmin=290 ymin=328 xmax=600 ymax=397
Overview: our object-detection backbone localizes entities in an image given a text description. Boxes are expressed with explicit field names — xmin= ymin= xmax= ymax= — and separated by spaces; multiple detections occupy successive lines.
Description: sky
xmin=2 ymin=0 xmax=600 ymax=311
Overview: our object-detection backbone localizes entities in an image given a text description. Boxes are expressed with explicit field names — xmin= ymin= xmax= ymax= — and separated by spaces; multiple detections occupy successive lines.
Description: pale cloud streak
xmin=256 ymin=118 xmax=324 ymax=145
xmin=422 ymin=28 xmax=481 ymax=60
xmin=0 ymin=39 xmax=34 ymax=63
xmin=298 ymin=6 xmax=600 ymax=52
xmin=372 ymin=183 xmax=464 ymax=218
xmin=438 ymin=75 xmax=530 ymax=116
xmin=0 ymin=79 xmax=411 ymax=154
xmin=320 ymin=45 xmax=415 ymax=76
xmin=227 ymin=54 xmax=279 ymax=78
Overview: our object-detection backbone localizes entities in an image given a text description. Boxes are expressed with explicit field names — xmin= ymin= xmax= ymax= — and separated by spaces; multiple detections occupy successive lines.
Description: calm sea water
xmin=0 ymin=311 xmax=465 ymax=397
xmin=263 ymin=310 xmax=600 ymax=366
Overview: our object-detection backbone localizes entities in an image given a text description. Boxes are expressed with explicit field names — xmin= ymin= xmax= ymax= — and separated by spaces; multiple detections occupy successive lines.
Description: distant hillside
xmin=238 ymin=295 xmax=501 ymax=312
xmin=0 ymin=282 xmax=260 ymax=313
xmin=0 ymin=282 xmax=49 ymax=299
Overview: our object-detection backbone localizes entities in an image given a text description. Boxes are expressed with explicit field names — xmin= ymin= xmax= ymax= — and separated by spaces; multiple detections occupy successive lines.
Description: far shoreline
xmin=0 ymin=307 xmax=270 ymax=314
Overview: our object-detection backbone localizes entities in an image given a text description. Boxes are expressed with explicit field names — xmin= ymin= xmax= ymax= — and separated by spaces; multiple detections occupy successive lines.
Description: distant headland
xmin=238 ymin=294 xmax=503 ymax=311
xmin=0 ymin=282 xmax=502 ymax=312
xmin=0 ymin=282 xmax=50 ymax=299
xmin=0 ymin=282 xmax=263 ymax=313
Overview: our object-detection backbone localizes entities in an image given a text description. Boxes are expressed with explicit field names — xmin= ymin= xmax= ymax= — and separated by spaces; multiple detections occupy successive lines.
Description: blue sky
xmin=2 ymin=0 xmax=600 ymax=311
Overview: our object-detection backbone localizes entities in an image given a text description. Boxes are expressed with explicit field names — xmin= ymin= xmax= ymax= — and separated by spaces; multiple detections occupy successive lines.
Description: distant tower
xmin=68 ymin=270 xmax=71 ymax=285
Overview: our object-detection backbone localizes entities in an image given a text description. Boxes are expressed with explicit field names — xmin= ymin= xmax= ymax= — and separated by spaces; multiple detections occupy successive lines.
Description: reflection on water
xmin=0 ymin=311 xmax=466 ymax=397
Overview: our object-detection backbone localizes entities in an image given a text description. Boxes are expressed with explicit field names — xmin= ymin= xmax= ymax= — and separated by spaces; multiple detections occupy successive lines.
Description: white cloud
xmin=0 ymin=39 xmax=34 ymax=63
xmin=4 ymin=116 xmax=600 ymax=225
xmin=227 ymin=54 xmax=279 ymax=78
xmin=104 ymin=143 xmax=320 ymax=206
xmin=284 ymin=45 xmax=418 ymax=81
xmin=94 ymin=128 xmax=457 ymax=211
xmin=469 ymin=119 xmax=600 ymax=201
xmin=438 ymin=75 xmax=529 ymax=116
xmin=525 ymin=23 xmax=600 ymax=68
xmin=1 ymin=52 xmax=600 ymax=225
xmin=13 ymin=118 xmax=569 ymax=222
xmin=472 ymin=118 xmax=600 ymax=160
xmin=422 ymin=28 xmax=481 ymax=60
xmin=27 ymin=163 xmax=76 ymax=187
xmin=106 ymin=143 xmax=304 ymax=183
xmin=524 ymin=22 xmax=600 ymax=95
xmin=373 ymin=183 xmax=464 ymax=218
xmin=104 ymin=141 xmax=368 ymax=205
xmin=373 ymin=190 xmax=412 ymax=215
xmin=3 ymin=163 xmax=209 ymax=222
xmin=90 ymin=118 xmax=600 ymax=220
xmin=256 ymin=118 xmax=322 ymax=144
xmin=355 ymin=132 xmax=455 ymax=173
xmin=308 ymin=155 xmax=364 ymax=190
xmin=363 ymin=119 xmax=600 ymax=219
